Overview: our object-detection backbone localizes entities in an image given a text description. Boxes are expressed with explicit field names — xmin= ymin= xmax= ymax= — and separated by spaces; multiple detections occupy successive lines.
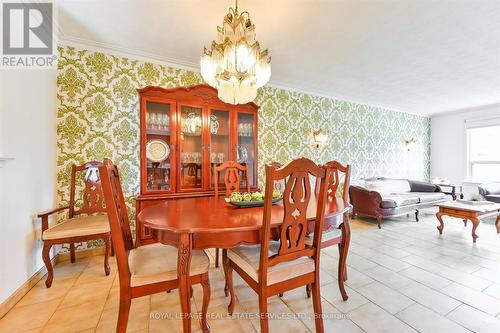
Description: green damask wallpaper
xmin=57 ymin=45 xmax=430 ymax=248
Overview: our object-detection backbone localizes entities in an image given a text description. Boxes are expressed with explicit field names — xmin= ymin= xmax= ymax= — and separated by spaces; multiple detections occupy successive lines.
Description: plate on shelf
xmin=146 ymin=139 xmax=170 ymax=162
xmin=210 ymin=115 xmax=219 ymax=134
xmin=224 ymin=197 xmax=282 ymax=208
xmin=183 ymin=112 xmax=202 ymax=136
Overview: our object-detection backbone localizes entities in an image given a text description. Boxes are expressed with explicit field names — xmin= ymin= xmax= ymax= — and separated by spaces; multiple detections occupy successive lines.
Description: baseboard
xmin=55 ymin=247 xmax=105 ymax=263
xmin=0 ymin=247 xmax=104 ymax=319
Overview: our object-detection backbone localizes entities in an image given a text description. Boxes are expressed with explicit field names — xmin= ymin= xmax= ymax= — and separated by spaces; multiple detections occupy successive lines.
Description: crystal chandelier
xmin=200 ymin=0 xmax=271 ymax=104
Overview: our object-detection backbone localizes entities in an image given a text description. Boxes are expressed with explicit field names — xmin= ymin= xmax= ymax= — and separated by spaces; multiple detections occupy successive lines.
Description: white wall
xmin=431 ymin=104 xmax=500 ymax=198
xmin=0 ymin=70 xmax=57 ymax=304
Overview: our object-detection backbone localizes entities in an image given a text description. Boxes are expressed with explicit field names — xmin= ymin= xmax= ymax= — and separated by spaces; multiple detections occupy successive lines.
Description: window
xmin=466 ymin=118 xmax=500 ymax=182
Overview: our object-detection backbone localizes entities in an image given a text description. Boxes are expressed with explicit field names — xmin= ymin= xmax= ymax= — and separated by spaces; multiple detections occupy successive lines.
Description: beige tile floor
xmin=2 ymin=209 xmax=500 ymax=333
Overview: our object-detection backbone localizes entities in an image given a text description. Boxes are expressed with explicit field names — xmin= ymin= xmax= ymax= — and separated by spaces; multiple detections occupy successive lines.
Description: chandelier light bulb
xmin=200 ymin=0 xmax=271 ymax=104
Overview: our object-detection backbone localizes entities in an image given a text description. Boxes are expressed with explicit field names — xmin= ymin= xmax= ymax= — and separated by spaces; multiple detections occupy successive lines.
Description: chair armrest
xmin=349 ymin=186 xmax=382 ymax=216
xmin=37 ymin=206 xmax=69 ymax=219
xmin=37 ymin=206 xmax=69 ymax=232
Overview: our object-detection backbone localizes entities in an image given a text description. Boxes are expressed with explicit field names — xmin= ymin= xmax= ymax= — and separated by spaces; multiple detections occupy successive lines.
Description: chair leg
xmin=311 ymin=282 xmax=324 ymax=333
xmin=110 ymin=236 xmax=115 ymax=257
xmin=215 ymin=248 xmax=220 ymax=268
xmin=42 ymin=242 xmax=54 ymax=288
xmin=116 ymin=295 xmax=131 ymax=333
xmin=338 ymin=221 xmax=350 ymax=301
xmin=415 ymin=209 xmax=420 ymax=222
xmin=103 ymin=236 xmax=111 ymax=276
xmin=200 ymin=274 xmax=211 ymax=333
xmin=376 ymin=215 xmax=382 ymax=229
xmin=224 ymin=252 xmax=236 ymax=315
xmin=70 ymin=243 xmax=76 ymax=263
xmin=222 ymin=249 xmax=230 ymax=297
xmin=258 ymin=293 xmax=269 ymax=333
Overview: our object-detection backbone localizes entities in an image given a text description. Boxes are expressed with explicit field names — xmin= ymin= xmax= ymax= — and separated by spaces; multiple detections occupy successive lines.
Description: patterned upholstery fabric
xmin=128 ymin=243 xmax=209 ymax=287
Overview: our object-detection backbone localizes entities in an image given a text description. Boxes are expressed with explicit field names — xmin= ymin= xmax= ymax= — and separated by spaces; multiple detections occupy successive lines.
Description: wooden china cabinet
xmin=135 ymin=84 xmax=259 ymax=245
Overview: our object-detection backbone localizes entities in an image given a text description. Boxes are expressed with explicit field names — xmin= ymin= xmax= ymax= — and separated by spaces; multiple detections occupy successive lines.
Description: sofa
xmin=349 ymin=177 xmax=446 ymax=228
xmin=478 ymin=182 xmax=500 ymax=203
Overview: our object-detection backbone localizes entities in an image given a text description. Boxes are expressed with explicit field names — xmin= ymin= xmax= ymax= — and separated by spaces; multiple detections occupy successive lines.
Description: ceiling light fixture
xmin=200 ymin=0 xmax=271 ymax=105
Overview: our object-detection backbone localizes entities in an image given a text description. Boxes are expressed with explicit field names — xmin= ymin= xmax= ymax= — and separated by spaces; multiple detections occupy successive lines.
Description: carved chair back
xmin=69 ymin=161 xmax=107 ymax=218
xmin=315 ymin=161 xmax=351 ymax=206
xmin=99 ymin=159 xmax=135 ymax=282
xmin=214 ymin=161 xmax=250 ymax=196
xmin=259 ymin=158 xmax=330 ymax=285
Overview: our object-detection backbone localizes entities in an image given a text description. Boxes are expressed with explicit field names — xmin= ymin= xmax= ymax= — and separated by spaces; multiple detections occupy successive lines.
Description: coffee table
xmin=436 ymin=201 xmax=500 ymax=242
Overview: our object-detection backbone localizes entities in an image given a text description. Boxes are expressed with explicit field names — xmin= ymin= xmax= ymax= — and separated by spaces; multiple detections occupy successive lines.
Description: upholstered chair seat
xmin=227 ymin=241 xmax=315 ymax=286
xmin=128 ymin=243 xmax=210 ymax=287
xmin=42 ymin=214 xmax=109 ymax=240
xmin=304 ymin=228 xmax=342 ymax=247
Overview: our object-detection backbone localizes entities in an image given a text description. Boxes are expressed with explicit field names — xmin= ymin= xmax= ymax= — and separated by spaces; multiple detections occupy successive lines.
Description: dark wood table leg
xmin=178 ymin=233 xmax=192 ymax=333
xmin=470 ymin=217 xmax=480 ymax=243
xmin=436 ymin=211 xmax=445 ymax=235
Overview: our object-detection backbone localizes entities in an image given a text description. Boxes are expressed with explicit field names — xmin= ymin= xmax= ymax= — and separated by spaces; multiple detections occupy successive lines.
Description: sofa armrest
xmin=349 ymin=186 xmax=382 ymax=216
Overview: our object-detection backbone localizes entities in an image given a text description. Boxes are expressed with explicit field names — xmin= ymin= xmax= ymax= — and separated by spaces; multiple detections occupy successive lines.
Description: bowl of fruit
xmin=225 ymin=189 xmax=283 ymax=208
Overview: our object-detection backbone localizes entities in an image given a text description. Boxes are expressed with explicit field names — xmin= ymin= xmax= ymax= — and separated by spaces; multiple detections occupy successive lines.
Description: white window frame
xmin=465 ymin=116 xmax=500 ymax=183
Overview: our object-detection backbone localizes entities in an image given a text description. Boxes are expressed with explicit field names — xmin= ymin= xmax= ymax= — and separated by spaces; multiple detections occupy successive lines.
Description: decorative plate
xmin=183 ymin=112 xmax=202 ymax=136
xmin=146 ymin=139 xmax=170 ymax=162
xmin=224 ymin=197 xmax=283 ymax=208
xmin=210 ymin=115 xmax=219 ymax=134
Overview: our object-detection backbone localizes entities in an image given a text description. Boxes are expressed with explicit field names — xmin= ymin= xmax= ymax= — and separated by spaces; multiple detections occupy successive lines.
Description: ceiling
xmin=58 ymin=0 xmax=500 ymax=116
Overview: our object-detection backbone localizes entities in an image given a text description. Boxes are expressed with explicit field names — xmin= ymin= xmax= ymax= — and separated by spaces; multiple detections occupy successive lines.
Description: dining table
xmin=137 ymin=195 xmax=351 ymax=333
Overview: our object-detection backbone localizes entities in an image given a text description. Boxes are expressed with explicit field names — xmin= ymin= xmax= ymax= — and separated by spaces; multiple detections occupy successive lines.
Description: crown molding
xmin=266 ymin=80 xmax=427 ymax=118
xmin=58 ymin=36 xmax=425 ymax=118
xmin=429 ymin=102 xmax=500 ymax=118
xmin=59 ymin=35 xmax=201 ymax=72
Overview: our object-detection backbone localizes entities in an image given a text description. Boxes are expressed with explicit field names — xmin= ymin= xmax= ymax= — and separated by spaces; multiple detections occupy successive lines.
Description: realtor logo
xmin=1 ymin=1 xmax=56 ymax=69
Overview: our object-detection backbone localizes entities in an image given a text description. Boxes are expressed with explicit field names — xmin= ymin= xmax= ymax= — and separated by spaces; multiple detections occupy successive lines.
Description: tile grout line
xmin=39 ymin=257 xmax=93 ymax=332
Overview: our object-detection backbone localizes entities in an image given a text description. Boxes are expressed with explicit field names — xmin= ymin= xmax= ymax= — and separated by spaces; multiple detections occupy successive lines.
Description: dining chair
xmin=38 ymin=161 xmax=111 ymax=288
xmin=223 ymin=157 xmax=331 ymax=333
xmin=99 ymin=159 xmax=211 ymax=333
xmin=304 ymin=161 xmax=351 ymax=300
xmin=213 ymin=160 xmax=250 ymax=267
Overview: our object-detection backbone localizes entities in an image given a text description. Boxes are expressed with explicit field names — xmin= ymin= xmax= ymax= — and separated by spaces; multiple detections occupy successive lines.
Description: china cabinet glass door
xmin=237 ymin=112 xmax=256 ymax=187
xmin=144 ymin=101 xmax=174 ymax=192
xmin=179 ymin=105 xmax=204 ymax=190
xmin=209 ymin=109 xmax=231 ymax=189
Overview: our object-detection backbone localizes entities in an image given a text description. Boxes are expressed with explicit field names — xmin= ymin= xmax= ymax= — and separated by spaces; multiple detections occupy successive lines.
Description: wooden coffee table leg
xmin=495 ymin=215 xmax=500 ymax=234
xmin=470 ymin=217 xmax=480 ymax=243
xmin=178 ymin=233 xmax=192 ymax=333
xmin=436 ymin=212 xmax=445 ymax=235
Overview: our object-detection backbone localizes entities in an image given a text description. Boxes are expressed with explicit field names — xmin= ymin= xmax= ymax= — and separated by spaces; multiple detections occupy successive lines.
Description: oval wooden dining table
xmin=137 ymin=195 xmax=351 ymax=333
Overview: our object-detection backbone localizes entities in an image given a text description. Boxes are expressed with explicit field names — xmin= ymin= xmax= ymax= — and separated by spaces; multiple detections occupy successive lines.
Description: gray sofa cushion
xmin=409 ymin=180 xmax=440 ymax=193
xmin=381 ymin=194 xmax=420 ymax=208
xmin=413 ymin=192 xmax=446 ymax=203
xmin=485 ymin=194 xmax=500 ymax=203
xmin=479 ymin=183 xmax=500 ymax=196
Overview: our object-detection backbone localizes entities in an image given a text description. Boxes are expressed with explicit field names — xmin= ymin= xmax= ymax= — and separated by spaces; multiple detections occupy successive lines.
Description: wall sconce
xmin=312 ymin=129 xmax=328 ymax=148
xmin=404 ymin=138 xmax=416 ymax=152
